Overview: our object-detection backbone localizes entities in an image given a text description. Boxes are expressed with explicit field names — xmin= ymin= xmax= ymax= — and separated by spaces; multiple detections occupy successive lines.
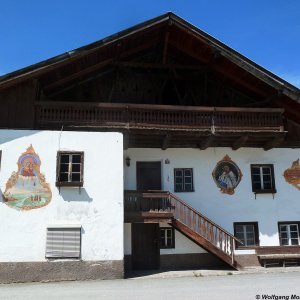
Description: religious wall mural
xmin=212 ymin=155 xmax=242 ymax=195
xmin=3 ymin=145 xmax=52 ymax=210
xmin=283 ymin=159 xmax=300 ymax=190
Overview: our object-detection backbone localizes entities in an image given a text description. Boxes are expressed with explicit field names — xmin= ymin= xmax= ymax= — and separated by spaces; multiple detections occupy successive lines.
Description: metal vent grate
xmin=46 ymin=227 xmax=81 ymax=258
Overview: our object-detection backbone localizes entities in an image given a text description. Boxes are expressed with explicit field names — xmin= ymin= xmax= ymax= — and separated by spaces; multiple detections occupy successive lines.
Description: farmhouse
xmin=0 ymin=13 xmax=300 ymax=283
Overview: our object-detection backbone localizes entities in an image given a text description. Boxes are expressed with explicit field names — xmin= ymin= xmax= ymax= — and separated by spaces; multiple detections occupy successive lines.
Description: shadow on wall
xmin=0 ymin=188 xmax=3 ymax=203
xmin=0 ymin=130 xmax=41 ymax=144
xmin=58 ymin=188 xmax=93 ymax=202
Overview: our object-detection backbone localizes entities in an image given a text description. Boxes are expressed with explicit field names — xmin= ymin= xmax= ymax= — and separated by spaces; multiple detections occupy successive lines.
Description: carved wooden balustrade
xmin=124 ymin=190 xmax=241 ymax=267
xmin=35 ymin=101 xmax=284 ymax=132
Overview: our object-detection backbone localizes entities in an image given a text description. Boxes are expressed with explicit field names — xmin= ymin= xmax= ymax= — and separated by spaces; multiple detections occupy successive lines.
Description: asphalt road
xmin=1 ymin=272 xmax=300 ymax=300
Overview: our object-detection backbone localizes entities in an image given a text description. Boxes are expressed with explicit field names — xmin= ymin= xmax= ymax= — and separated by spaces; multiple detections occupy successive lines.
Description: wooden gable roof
xmin=0 ymin=12 xmax=300 ymax=147
xmin=0 ymin=12 xmax=299 ymax=101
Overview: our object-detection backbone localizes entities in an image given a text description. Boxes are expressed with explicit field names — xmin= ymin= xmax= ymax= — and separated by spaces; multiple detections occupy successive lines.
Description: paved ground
xmin=1 ymin=271 xmax=300 ymax=300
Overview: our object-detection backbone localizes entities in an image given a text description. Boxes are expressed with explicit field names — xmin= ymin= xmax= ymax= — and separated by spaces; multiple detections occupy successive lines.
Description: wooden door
xmin=132 ymin=223 xmax=160 ymax=270
xmin=136 ymin=161 xmax=162 ymax=190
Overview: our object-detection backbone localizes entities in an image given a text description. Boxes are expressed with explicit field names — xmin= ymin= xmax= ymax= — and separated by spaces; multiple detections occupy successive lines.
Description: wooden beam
xmin=44 ymin=58 xmax=114 ymax=92
xmin=47 ymin=69 xmax=114 ymax=97
xmin=199 ymin=135 xmax=215 ymax=150
xmin=43 ymin=38 xmax=159 ymax=92
xmin=263 ymin=135 xmax=285 ymax=151
xmin=162 ymin=31 xmax=170 ymax=64
xmin=124 ymin=212 xmax=173 ymax=223
xmin=162 ymin=134 xmax=172 ymax=150
xmin=169 ymin=39 xmax=270 ymax=97
xmin=114 ymin=61 xmax=207 ymax=72
xmin=232 ymin=135 xmax=248 ymax=150
xmin=108 ymin=70 xmax=119 ymax=102
xmin=244 ymin=93 xmax=279 ymax=107
xmin=123 ymin=132 xmax=129 ymax=150
xmin=172 ymin=78 xmax=185 ymax=105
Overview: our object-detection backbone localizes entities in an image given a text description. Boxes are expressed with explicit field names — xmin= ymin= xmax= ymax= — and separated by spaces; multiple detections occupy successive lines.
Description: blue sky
xmin=1 ymin=0 xmax=300 ymax=87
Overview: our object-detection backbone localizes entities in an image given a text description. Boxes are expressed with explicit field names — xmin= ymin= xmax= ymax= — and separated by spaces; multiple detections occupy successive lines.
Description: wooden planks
xmin=35 ymin=101 xmax=284 ymax=132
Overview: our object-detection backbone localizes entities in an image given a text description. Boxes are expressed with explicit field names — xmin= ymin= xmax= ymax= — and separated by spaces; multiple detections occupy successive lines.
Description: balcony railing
xmin=35 ymin=101 xmax=284 ymax=132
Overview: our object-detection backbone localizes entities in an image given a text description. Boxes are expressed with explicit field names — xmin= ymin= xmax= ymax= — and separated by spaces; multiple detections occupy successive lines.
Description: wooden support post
xmin=264 ymin=135 xmax=285 ymax=151
xmin=123 ymin=132 xmax=129 ymax=150
xmin=199 ymin=135 xmax=215 ymax=150
xmin=162 ymin=31 xmax=170 ymax=64
xmin=231 ymin=238 xmax=235 ymax=265
xmin=232 ymin=135 xmax=248 ymax=150
xmin=162 ymin=134 xmax=172 ymax=150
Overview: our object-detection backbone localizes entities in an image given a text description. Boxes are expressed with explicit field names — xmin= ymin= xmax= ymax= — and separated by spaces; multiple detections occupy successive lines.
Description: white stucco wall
xmin=124 ymin=147 xmax=300 ymax=254
xmin=0 ymin=130 xmax=123 ymax=262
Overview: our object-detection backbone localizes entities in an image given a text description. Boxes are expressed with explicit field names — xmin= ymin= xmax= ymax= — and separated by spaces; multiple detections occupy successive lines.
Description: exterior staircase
xmin=124 ymin=190 xmax=242 ymax=269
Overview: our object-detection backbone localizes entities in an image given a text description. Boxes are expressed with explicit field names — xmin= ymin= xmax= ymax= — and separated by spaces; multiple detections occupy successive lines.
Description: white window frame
xmin=251 ymin=164 xmax=275 ymax=193
xmin=279 ymin=224 xmax=300 ymax=246
xmin=160 ymin=228 xmax=175 ymax=249
xmin=174 ymin=168 xmax=194 ymax=192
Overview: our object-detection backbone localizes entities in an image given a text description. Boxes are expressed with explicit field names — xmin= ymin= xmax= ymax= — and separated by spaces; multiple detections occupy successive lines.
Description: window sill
xmin=174 ymin=190 xmax=195 ymax=193
xmin=235 ymin=246 xmax=259 ymax=250
xmin=46 ymin=257 xmax=81 ymax=261
xmin=56 ymin=182 xmax=83 ymax=187
xmin=253 ymin=189 xmax=276 ymax=194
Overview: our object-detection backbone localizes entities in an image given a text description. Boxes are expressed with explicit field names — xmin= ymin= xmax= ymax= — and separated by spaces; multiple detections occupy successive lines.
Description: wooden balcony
xmin=35 ymin=101 xmax=286 ymax=149
xmin=124 ymin=190 xmax=175 ymax=223
xmin=36 ymin=101 xmax=284 ymax=130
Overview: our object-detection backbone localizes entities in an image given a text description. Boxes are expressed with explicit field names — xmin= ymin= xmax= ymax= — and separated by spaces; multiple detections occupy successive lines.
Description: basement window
xmin=234 ymin=222 xmax=259 ymax=249
xmin=46 ymin=226 xmax=81 ymax=259
xmin=174 ymin=168 xmax=194 ymax=192
xmin=160 ymin=227 xmax=175 ymax=249
xmin=56 ymin=151 xmax=84 ymax=187
xmin=250 ymin=164 xmax=276 ymax=194
xmin=279 ymin=223 xmax=300 ymax=246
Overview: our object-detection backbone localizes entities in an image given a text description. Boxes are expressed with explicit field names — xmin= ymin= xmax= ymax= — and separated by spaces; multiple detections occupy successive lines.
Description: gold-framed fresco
xmin=3 ymin=145 xmax=52 ymax=210
xmin=212 ymin=155 xmax=242 ymax=195
xmin=283 ymin=159 xmax=300 ymax=190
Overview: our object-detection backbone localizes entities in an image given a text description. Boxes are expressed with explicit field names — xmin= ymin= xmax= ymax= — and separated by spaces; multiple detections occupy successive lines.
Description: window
xmin=174 ymin=168 xmax=194 ymax=192
xmin=279 ymin=223 xmax=300 ymax=246
xmin=250 ymin=164 xmax=276 ymax=193
xmin=56 ymin=151 xmax=84 ymax=187
xmin=160 ymin=228 xmax=175 ymax=249
xmin=46 ymin=227 xmax=81 ymax=258
xmin=234 ymin=222 xmax=259 ymax=248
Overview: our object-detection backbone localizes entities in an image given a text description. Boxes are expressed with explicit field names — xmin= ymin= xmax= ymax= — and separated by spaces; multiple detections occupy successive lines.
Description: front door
xmin=136 ymin=161 xmax=162 ymax=190
xmin=132 ymin=223 xmax=160 ymax=270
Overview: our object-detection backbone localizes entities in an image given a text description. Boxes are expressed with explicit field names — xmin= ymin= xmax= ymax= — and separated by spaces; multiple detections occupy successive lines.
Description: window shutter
xmin=46 ymin=227 xmax=81 ymax=258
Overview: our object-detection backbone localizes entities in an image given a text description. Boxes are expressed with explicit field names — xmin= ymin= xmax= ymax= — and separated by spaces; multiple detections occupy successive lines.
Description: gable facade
xmin=0 ymin=13 xmax=300 ymax=282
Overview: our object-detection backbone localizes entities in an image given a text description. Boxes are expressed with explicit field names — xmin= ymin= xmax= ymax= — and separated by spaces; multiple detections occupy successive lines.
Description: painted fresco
xmin=283 ymin=159 xmax=300 ymax=190
xmin=212 ymin=155 xmax=242 ymax=195
xmin=3 ymin=145 xmax=52 ymax=210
